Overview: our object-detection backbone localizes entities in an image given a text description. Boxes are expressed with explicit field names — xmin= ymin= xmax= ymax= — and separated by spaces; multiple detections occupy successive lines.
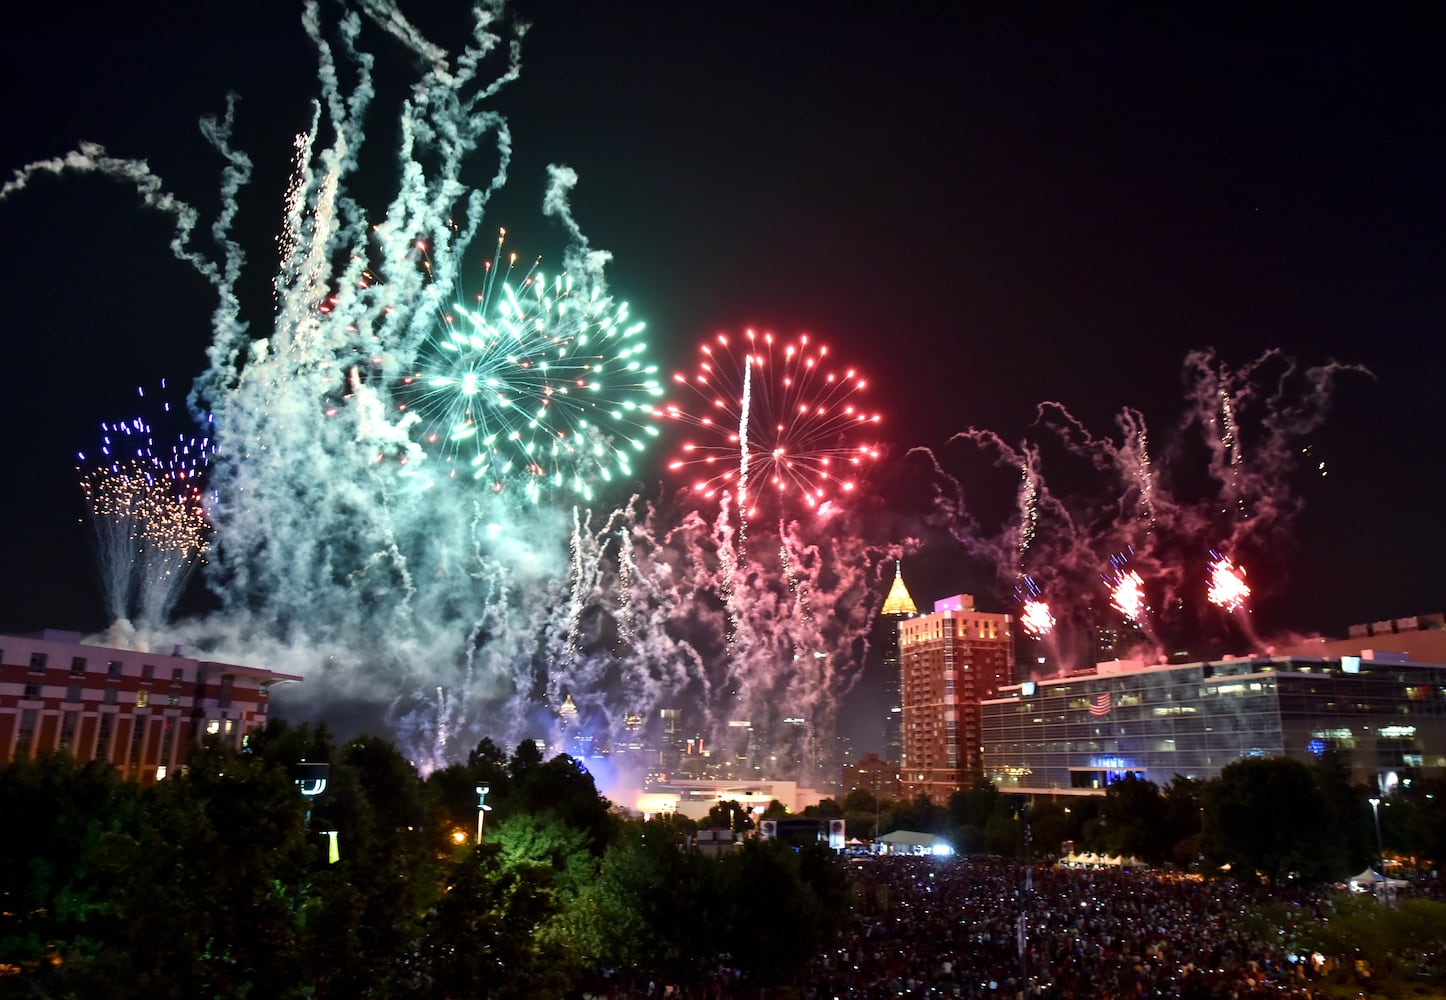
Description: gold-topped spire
xmin=880 ymin=560 xmax=918 ymax=617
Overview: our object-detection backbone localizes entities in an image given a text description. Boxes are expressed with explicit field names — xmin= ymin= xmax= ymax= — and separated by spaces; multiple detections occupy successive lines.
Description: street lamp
xmin=1367 ymin=797 xmax=1383 ymax=873
xmin=476 ymin=784 xmax=493 ymax=843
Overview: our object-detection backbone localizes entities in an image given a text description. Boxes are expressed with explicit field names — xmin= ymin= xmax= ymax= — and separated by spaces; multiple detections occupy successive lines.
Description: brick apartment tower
xmin=899 ymin=594 xmax=1014 ymax=804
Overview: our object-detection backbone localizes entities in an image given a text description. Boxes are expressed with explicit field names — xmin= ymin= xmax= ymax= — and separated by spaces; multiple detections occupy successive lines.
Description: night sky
xmin=2 ymin=3 xmax=1442 ymax=756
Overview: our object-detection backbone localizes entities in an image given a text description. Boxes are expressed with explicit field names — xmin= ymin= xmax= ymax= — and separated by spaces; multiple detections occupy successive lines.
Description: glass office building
xmin=981 ymin=655 xmax=1446 ymax=796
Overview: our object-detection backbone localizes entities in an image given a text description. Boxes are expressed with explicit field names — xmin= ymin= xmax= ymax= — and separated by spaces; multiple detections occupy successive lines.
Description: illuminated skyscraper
xmin=878 ymin=561 xmax=918 ymax=765
xmin=899 ymin=595 xmax=1015 ymax=804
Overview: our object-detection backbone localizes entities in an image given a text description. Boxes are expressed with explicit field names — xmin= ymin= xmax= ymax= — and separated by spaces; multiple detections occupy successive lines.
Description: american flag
xmin=1088 ymin=691 xmax=1112 ymax=716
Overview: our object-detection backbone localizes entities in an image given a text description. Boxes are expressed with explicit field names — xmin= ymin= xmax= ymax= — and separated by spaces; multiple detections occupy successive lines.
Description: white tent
xmin=877 ymin=830 xmax=952 ymax=855
xmin=1347 ymin=868 xmax=1410 ymax=893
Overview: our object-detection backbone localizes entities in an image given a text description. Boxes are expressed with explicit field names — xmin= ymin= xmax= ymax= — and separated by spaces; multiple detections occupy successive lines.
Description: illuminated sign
xmin=1020 ymin=681 xmax=1037 ymax=696
xmin=1341 ymin=655 xmax=1361 ymax=674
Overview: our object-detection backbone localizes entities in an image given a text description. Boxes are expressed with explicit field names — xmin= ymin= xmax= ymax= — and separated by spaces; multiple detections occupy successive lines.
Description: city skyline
xmin=1 ymin=2 xmax=1442 ymax=762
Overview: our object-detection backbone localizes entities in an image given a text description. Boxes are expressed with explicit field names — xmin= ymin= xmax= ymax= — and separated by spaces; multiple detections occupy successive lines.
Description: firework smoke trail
xmin=514 ymin=498 xmax=716 ymax=763
xmin=918 ymin=348 xmax=1366 ymax=669
xmin=5 ymin=2 xmax=704 ymax=772
xmin=664 ymin=329 xmax=882 ymax=634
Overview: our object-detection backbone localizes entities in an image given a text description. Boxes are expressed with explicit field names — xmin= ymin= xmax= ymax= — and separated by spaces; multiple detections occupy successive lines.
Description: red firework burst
xmin=660 ymin=328 xmax=882 ymax=517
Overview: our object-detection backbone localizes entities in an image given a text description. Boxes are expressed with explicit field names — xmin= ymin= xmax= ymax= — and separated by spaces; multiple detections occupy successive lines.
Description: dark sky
xmin=2 ymin=3 xmax=1443 ymax=754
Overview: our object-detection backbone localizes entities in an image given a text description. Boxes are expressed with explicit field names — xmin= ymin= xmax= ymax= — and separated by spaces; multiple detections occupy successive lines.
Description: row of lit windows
xmin=17 ymin=684 xmax=185 ymax=708
xmin=10 ymin=712 xmax=240 ymax=764
xmin=20 ymin=652 xmax=188 ymax=685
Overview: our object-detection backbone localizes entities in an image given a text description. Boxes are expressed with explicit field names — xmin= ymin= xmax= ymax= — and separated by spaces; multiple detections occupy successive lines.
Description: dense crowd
xmin=588 ymin=855 xmax=1441 ymax=1000
xmin=799 ymin=858 xmax=1324 ymax=999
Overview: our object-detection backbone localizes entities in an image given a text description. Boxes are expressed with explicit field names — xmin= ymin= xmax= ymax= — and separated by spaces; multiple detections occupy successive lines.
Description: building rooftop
xmin=880 ymin=562 xmax=918 ymax=617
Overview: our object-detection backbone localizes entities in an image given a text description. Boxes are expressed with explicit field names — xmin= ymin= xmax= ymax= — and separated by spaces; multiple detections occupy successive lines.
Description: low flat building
xmin=982 ymin=653 xmax=1446 ymax=797
xmin=0 ymin=629 xmax=301 ymax=782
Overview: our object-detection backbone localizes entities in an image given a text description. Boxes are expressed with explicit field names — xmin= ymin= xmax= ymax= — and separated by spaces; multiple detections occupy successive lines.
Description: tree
xmin=414 ymin=843 xmax=565 ymax=999
xmin=566 ymin=818 xmax=720 ymax=987
xmin=509 ymin=737 xmax=544 ymax=779
xmin=890 ymin=793 xmax=947 ymax=835
xmin=1162 ymin=775 xmax=1205 ymax=865
xmin=1201 ymin=756 xmax=1334 ymax=884
xmin=1100 ymin=773 xmax=1168 ymax=861
xmin=299 ymin=735 xmax=429 ymax=999
xmin=760 ymin=798 xmax=790 ymax=819
xmin=948 ymin=780 xmax=999 ymax=853
xmin=511 ymin=754 xmax=616 ymax=850
xmin=0 ymin=753 xmax=146 ymax=992
xmin=468 ymin=736 xmax=508 ymax=770
xmin=715 ymin=840 xmax=848 ymax=989
xmin=1311 ymin=748 xmax=1370 ymax=874
xmin=705 ymin=798 xmax=754 ymax=833
xmin=77 ymin=740 xmax=312 ymax=998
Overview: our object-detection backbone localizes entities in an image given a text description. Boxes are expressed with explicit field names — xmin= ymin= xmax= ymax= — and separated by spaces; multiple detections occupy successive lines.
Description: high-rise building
xmin=878 ymin=562 xmax=918 ymax=765
xmin=899 ymin=594 xmax=1014 ymax=804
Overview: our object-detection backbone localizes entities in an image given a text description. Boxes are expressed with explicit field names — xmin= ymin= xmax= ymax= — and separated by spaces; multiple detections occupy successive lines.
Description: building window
xmin=71 ymin=657 xmax=88 ymax=676
xmin=16 ymin=709 xmax=38 ymax=758
xmin=29 ymin=652 xmax=48 ymax=673
xmin=172 ymin=668 xmax=184 ymax=684
xmin=103 ymin=688 xmax=118 ymax=705
xmin=97 ymin=713 xmax=115 ymax=760
xmin=107 ymin=661 xmax=123 ymax=681
xmin=136 ymin=689 xmax=150 ymax=708
xmin=142 ymin=664 xmax=155 ymax=682
xmin=129 ymin=719 xmax=148 ymax=771
xmin=206 ymin=719 xmax=221 ymax=736
xmin=23 ymin=682 xmax=42 ymax=700
xmin=168 ymin=694 xmax=181 ymax=708
xmin=219 ymin=675 xmax=234 ymax=709
xmin=160 ymin=720 xmax=176 ymax=765
xmin=59 ymin=712 xmax=78 ymax=752
xmin=66 ymin=684 xmax=82 ymax=703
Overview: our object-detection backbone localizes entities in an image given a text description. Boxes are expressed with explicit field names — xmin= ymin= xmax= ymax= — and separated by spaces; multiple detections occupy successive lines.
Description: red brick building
xmin=0 ymin=629 xmax=300 ymax=783
xmin=899 ymin=595 xmax=1014 ymax=804
xmin=841 ymin=750 xmax=901 ymax=801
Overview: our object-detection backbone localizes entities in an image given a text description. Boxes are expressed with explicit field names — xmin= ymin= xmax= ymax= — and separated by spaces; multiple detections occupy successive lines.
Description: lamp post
xmin=1367 ymin=796 xmax=1386 ymax=900
xmin=1367 ymin=797 xmax=1383 ymax=870
xmin=476 ymin=783 xmax=493 ymax=844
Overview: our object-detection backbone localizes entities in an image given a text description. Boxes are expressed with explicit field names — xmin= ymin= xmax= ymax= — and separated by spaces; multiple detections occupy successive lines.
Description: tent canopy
xmin=877 ymin=830 xmax=950 ymax=852
xmin=1348 ymin=868 xmax=1409 ymax=890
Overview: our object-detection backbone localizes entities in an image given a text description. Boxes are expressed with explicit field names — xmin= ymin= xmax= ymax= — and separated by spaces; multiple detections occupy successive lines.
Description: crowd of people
xmin=798 ymin=857 xmax=1328 ymax=999
xmin=588 ymin=854 xmax=1440 ymax=999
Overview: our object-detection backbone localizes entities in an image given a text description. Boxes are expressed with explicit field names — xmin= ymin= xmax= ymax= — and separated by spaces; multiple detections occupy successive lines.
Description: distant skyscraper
xmin=899 ymin=594 xmax=1015 ymax=804
xmin=878 ymin=562 xmax=918 ymax=765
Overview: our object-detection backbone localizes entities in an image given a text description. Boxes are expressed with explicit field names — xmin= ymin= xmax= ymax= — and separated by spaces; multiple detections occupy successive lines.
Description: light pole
xmin=476 ymin=783 xmax=493 ymax=843
xmin=1367 ymin=795 xmax=1388 ymax=902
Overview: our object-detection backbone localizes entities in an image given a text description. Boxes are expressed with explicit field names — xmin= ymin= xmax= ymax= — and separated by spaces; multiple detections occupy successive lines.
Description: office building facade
xmin=982 ymin=653 xmax=1446 ymax=796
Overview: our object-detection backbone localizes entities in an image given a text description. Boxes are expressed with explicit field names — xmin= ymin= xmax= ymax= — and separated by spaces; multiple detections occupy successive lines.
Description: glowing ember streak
xmin=1207 ymin=551 xmax=1251 ymax=613
xmin=1014 ymin=576 xmax=1055 ymax=638
xmin=662 ymin=328 xmax=882 ymax=517
xmin=1020 ymin=599 xmax=1055 ymax=639
xmin=1110 ymin=569 xmax=1147 ymax=623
